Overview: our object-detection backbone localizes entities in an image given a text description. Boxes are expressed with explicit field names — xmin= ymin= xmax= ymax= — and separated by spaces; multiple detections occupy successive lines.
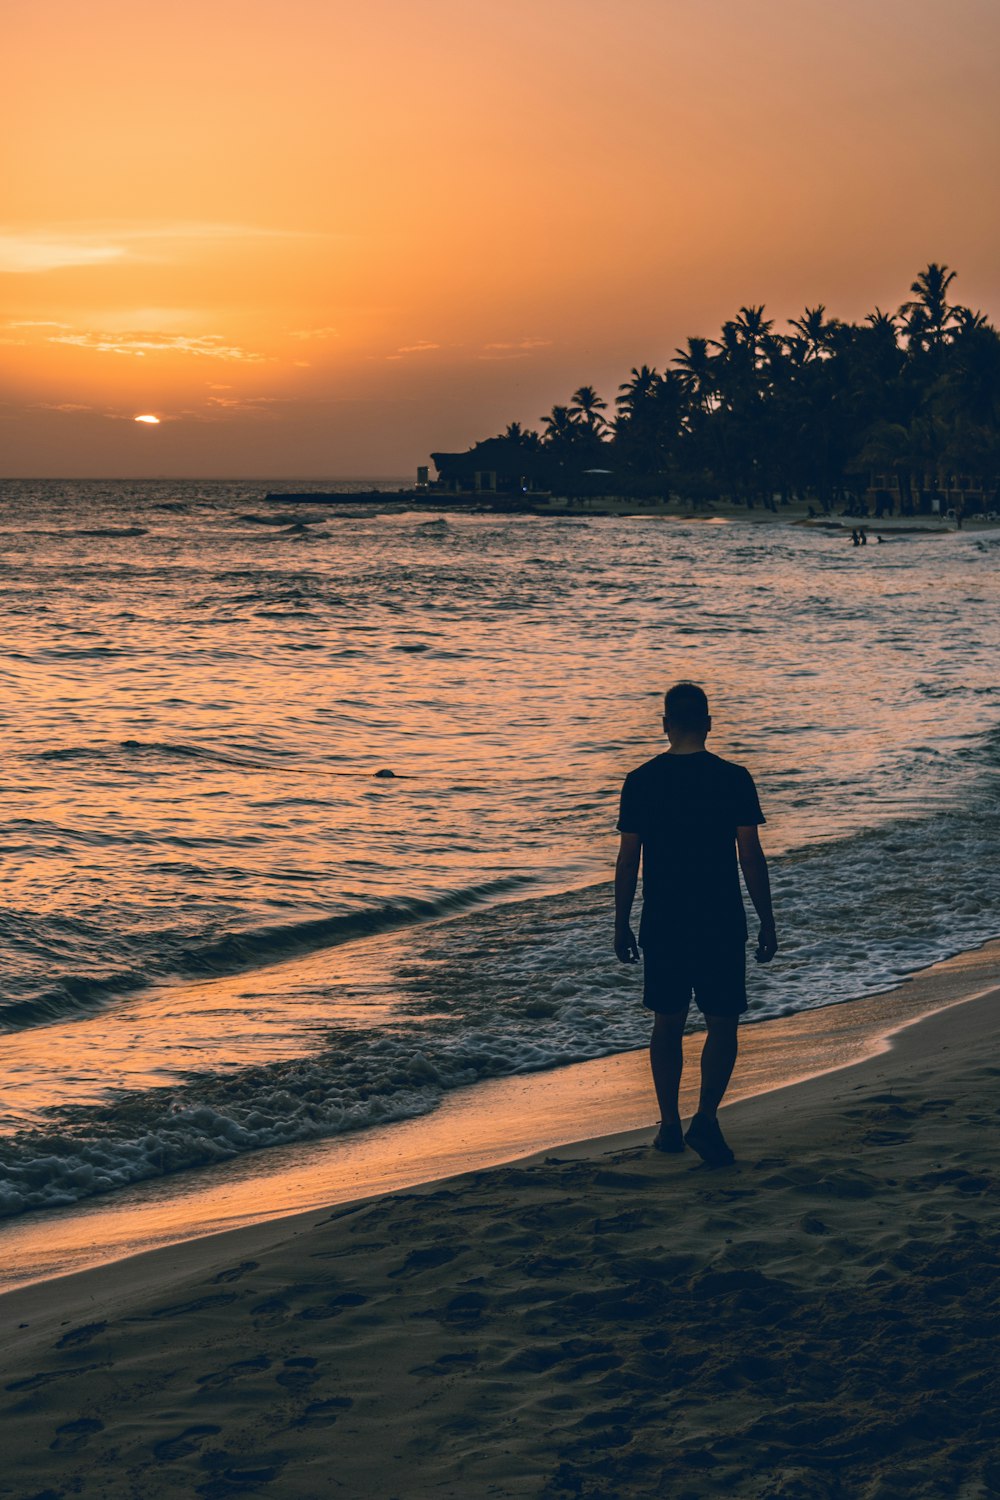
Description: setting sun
xmin=133 ymin=414 xmax=160 ymax=424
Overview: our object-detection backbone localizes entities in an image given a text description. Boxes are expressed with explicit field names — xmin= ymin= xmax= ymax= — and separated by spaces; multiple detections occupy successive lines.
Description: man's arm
xmin=736 ymin=824 xmax=778 ymax=962
xmin=614 ymin=832 xmax=641 ymax=964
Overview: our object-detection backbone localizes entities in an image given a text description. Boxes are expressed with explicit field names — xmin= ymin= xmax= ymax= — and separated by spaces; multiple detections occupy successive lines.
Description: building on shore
xmin=430 ymin=439 xmax=551 ymax=496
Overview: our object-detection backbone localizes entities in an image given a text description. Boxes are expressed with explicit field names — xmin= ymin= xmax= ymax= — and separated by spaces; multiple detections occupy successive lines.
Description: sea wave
xmin=72 ymin=525 xmax=149 ymax=538
xmin=0 ymin=950 xmax=639 ymax=1217
xmin=0 ymin=876 xmax=535 ymax=1033
xmin=35 ymin=738 xmax=287 ymax=770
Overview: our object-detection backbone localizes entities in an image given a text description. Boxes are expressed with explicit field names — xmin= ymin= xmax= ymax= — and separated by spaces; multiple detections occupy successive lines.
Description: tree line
xmin=454 ymin=265 xmax=1000 ymax=513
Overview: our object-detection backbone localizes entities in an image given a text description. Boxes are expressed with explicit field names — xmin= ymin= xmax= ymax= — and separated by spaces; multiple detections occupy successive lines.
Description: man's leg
xmin=697 ymin=1013 xmax=739 ymax=1119
xmin=685 ymin=1013 xmax=739 ymax=1166
xmin=649 ymin=1010 xmax=687 ymax=1126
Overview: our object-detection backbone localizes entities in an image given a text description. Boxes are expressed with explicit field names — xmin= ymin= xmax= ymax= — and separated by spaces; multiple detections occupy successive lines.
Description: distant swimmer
xmin=852 ymin=528 xmax=861 ymax=546
xmin=614 ymin=682 xmax=777 ymax=1167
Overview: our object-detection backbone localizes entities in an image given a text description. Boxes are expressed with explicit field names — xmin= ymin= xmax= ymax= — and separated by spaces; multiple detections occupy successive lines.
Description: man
xmin=614 ymin=682 xmax=777 ymax=1167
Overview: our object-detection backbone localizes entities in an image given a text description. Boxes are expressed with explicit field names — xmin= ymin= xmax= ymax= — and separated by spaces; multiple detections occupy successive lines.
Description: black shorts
xmin=641 ymin=939 xmax=747 ymax=1017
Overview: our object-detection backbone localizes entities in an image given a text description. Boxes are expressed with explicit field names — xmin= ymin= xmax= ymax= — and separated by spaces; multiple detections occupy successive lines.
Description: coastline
xmin=1 ymin=936 xmax=996 ymax=1301
xmin=529 ymin=497 xmax=991 ymax=528
xmin=261 ymin=484 xmax=997 ymax=531
xmin=1 ymin=954 xmax=997 ymax=1496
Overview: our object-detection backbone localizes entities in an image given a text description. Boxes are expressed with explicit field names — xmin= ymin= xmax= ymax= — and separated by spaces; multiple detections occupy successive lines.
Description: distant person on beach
xmin=614 ymin=682 xmax=777 ymax=1167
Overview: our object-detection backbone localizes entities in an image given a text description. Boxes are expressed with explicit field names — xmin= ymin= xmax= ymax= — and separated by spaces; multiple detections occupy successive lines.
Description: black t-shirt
xmin=617 ymin=750 xmax=765 ymax=947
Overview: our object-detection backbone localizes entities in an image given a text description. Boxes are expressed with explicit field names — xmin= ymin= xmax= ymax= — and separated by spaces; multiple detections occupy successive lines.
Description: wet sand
xmin=1 ymin=947 xmax=997 ymax=1497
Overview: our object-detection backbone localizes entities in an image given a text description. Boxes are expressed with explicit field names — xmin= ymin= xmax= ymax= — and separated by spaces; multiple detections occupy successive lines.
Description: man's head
xmin=663 ymin=681 xmax=711 ymax=747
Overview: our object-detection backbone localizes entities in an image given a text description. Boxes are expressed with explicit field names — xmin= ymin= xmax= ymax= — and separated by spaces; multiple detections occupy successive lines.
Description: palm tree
xmin=569 ymin=385 xmax=609 ymax=433
xmin=951 ymin=307 xmax=989 ymax=335
xmin=899 ymin=262 xmax=958 ymax=350
xmin=501 ymin=421 xmax=540 ymax=450
xmin=937 ymin=320 xmax=1000 ymax=427
xmin=540 ymin=405 xmax=582 ymax=446
xmin=865 ymin=308 xmax=898 ymax=336
xmin=733 ymin=304 xmax=774 ymax=364
xmin=672 ymin=336 xmax=715 ymax=412
xmin=788 ymin=305 xmax=837 ymax=362
xmin=615 ymin=365 xmax=659 ymax=415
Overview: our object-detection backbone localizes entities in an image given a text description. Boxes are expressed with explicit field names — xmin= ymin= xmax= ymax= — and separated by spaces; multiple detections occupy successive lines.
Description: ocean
xmin=1 ymin=479 xmax=998 ymax=1218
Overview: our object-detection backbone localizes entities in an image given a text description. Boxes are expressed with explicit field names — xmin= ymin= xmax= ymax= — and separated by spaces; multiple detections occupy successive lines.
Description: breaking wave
xmin=0 ymin=876 xmax=535 ymax=1032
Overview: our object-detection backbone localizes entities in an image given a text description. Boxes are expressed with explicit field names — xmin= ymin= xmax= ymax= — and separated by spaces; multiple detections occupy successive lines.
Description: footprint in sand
xmin=49 ymin=1417 xmax=104 ymax=1453
xmin=288 ymin=1396 xmax=353 ymax=1429
xmin=442 ymin=1290 xmax=490 ymax=1321
xmin=955 ymin=1174 xmax=990 ymax=1194
xmin=152 ymin=1424 xmax=222 ymax=1462
xmin=54 ymin=1321 xmax=107 ymax=1349
xmin=592 ymin=1168 xmax=653 ymax=1190
xmin=196 ymin=1355 xmax=272 ymax=1391
xmin=195 ymin=1457 xmax=286 ymax=1499
xmin=409 ymin=1350 xmax=479 ymax=1377
xmin=275 ymin=1357 xmax=321 ymax=1391
xmin=250 ymin=1296 xmax=291 ymax=1327
xmin=6 ymin=1363 xmax=100 ymax=1393
xmin=296 ymin=1292 xmax=368 ymax=1321
xmin=210 ymin=1260 xmax=259 ymax=1285
xmin=146 ymin=1293 xmax=239 ymax=1320
xmin=389 ymin=1245 xmax=462 ymax=1278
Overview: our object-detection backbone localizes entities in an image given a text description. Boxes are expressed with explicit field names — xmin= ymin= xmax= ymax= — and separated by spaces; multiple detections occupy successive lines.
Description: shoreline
xmin=530 ymin=499 xmax=994 ymax=528
xmin=1 ymin=965 xmax=997 ymax=1496
xmin=261 ymin=485 xmax=998 ymax=530
xmin=2 ymin=936 xmax=997 ymax=1300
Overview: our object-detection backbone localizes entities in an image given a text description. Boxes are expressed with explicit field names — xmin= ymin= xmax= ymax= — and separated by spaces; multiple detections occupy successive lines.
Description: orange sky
xmin=3 ymin=0 xmax=999 ymax=478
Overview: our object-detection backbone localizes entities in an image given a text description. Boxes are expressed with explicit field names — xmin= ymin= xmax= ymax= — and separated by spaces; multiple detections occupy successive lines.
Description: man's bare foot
xmin=684 ymin=1113 xmax=735 ymax=1167
xmin=652 ymin=1121 xmax=685 ymax=1153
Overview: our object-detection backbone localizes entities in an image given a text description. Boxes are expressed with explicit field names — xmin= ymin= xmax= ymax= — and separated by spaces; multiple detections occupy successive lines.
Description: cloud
xmin=205 ymin=393 xmax=281 ymax=408
xmin=0 ymin=223 xmax=327 ymax=274
xmin=0 ymin=236 xmax=126 ymax=273
xmin=33 ymin=401 xmax=93 ymax=413
xmin=47 ymin=330 xmax=265 ymax=361
xmin=395 ymin=341 xmax=441 ymax=354
xmin=477 ymin=337 xmax=553 ymax=362
xmin=0 ymin=318 xmax=71 ymax=346
xmin=174 ymin=393 xmax=289 ymax=422
xmin=289 ymin=326 xmax=339 ymax=340
xmin=6 ymin=319 xmax=72 ymax=329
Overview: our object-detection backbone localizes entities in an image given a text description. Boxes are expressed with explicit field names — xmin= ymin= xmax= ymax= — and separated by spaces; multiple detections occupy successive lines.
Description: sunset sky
xmin=3 ymin=0 xmax=999 ymax=479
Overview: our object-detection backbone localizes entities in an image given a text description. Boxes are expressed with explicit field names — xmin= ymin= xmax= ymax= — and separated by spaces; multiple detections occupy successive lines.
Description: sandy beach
xmin=3 ymin=963 xmax=997 ymax=1498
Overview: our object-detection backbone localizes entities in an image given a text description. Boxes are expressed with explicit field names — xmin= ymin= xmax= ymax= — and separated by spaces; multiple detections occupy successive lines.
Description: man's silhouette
xmin=614 ymin=682 xmax=777 ymax=1166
